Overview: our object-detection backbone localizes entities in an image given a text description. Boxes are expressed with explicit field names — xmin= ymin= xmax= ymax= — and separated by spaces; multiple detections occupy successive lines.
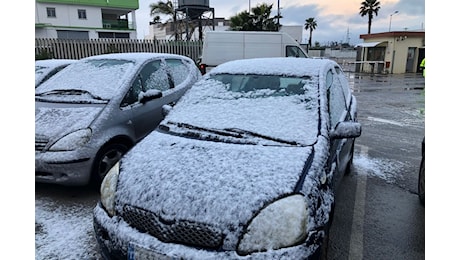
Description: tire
xmin=91 ymin=143 xmax=129 ymax=186
xmin=418 ymin=157 xmax=425 ymax=205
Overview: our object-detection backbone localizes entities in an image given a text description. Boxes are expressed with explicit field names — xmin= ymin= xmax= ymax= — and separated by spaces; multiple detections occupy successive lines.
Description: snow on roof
xmin=210 ymin=57 xmax=332 ymax=77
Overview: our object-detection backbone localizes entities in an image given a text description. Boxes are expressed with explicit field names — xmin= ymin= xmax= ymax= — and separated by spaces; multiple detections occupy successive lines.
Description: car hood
xmin=35 ymin=103 xmax=103 ymax=138
xmin=116 ymin=131 xmax=313 ymax=232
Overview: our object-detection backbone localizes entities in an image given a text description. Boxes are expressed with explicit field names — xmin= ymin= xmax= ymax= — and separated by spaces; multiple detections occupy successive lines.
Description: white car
xmin=35 ymin=53 xmax=201 ymax=186
xmin=35 ymin=59 xmax=77 ymax=87
xmin=94 ymin=57 xmax=361 ymax=259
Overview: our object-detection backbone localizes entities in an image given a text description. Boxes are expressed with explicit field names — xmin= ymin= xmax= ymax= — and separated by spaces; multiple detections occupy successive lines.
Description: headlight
xmin=100 ymin=162 xmax=120 ymax=217
xmin=49 ymin=128 xmax=91 ymax=151
xmin=237 ymin=195 xmax=308 ymax=255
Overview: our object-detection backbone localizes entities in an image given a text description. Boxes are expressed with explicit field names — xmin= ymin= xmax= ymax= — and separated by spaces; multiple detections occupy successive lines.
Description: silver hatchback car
xmin=35 ymin=53 xmax=201 ymax=186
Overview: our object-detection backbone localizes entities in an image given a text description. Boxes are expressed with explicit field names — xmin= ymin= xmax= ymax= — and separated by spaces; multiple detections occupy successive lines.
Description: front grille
xmin=35 ymin=135 xmax=49 ymax=151
xmin=122 ymin=205 xmax=223 ymax=249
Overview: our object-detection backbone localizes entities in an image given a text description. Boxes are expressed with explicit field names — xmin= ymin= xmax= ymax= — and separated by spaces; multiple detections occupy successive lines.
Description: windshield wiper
xmin=223 ymin=127 xmax=302 ymax=146
xmin=36 ymin=89 xmax=107 ymax=101
xmin=162 ymin=122 xmax=244 ymax=138
xmin=160 ymin=122 xmax=302 ymax=146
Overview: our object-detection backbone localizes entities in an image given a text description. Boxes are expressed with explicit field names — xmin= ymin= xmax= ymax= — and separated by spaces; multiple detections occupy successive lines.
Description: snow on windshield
xmin=35 ymin=59 xmax=136 ymax=100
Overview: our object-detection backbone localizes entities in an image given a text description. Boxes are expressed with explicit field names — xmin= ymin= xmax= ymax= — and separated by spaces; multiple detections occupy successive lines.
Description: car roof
xmin=35 ymin=59 xmax=77 ymax=67
xmin=82 ymin=52 xmax=192 ymax=62
xmin=209 ymin=57 xmax=337 ymax=77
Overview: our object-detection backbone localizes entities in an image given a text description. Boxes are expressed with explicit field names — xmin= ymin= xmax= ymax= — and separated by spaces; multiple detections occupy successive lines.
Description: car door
xmin=326 ymin=67 xmax=352 ymax=192
xmin=120 ymin=58 xmax=178 ymax=141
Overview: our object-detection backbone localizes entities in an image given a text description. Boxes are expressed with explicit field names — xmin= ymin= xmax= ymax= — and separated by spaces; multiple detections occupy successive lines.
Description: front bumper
xmin=35 ymin=150 xmax=93 ymax=186
xmin=93 ymin=203 xmax=321 ymax=260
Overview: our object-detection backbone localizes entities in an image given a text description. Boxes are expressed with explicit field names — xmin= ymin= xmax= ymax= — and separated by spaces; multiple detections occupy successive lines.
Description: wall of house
xmin=360 ymin=34 xmax=424 ymax=74
xmin=36 ymin=3 xmax=103 ymax=28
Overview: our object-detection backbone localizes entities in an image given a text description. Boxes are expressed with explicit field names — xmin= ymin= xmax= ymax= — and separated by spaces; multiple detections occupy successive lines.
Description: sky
xmin=135 ymin=0 xmax=425 ymax=45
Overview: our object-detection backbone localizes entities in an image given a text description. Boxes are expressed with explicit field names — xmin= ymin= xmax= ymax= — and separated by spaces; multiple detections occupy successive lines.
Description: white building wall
xmin=36 ymin=3 xmax=102 ymax=28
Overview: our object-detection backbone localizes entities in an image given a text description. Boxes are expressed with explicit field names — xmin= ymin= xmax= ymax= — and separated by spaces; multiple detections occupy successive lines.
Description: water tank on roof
xmin=178 ymin=0 xmax=209 ymax=8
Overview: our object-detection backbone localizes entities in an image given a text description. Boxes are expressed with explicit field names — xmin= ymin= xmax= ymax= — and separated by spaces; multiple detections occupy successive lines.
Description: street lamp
xmin=389 ymin=11 xmax=399 ymax=32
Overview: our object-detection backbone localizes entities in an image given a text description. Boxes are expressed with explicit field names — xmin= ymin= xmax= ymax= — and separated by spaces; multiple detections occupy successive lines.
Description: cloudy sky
xmin=135 ymin=0 xmax=425 ymax=45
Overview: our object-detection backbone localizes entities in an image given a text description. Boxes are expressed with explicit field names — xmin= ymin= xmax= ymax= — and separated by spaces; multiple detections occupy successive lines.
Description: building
xmin=356 ymin=30 xmax=425 ymax=74
xmin=35 ymin=0 xmax=139 ymax=39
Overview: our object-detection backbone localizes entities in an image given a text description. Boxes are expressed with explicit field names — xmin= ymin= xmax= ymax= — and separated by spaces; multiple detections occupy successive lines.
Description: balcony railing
xmin=102 ymin=19 xmax=131 ymax=30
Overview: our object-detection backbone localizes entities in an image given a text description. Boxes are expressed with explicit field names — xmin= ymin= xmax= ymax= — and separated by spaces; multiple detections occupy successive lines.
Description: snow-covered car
xmin=93 ymin=57 xmax=361 ymax=259
xmin=35 ymin=59 xmax=77 ymax=87
xmin=35 ymin=53 xmax=201 ymax=186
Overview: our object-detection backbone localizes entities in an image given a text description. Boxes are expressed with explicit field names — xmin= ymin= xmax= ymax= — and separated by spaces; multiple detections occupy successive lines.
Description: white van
xmin=198 ymin=31 xmax=309 ymax=74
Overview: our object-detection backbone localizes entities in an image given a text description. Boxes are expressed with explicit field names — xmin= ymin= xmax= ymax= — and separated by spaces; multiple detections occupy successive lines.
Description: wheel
xmin=91 ymin=143 xmax=129 ymax=186
xmin=418 ymin=157 xmax=425 ymax=205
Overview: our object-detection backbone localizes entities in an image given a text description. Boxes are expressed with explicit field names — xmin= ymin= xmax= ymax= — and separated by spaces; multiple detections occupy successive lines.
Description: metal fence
xmin=35 ymin=38 xmax=204 ymax=62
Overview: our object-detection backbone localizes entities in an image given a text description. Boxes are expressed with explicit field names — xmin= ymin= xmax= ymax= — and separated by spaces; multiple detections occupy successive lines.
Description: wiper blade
xmin=223 ymin=127 xmax=301 ymax=146
xmin=36 ymin=89 xmax=107 ymax=101
xmin=164 ymin=122 xmax=244 ymax=138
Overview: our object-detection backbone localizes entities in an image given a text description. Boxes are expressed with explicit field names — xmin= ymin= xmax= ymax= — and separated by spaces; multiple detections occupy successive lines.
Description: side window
xmin=335 ymin=65 xmax=351 ymax=102
xmin=328 ymin=69 xmax=347 ymax=128
xmin=165 ymin=59 xmax=189 ymax=86
xmin=121 ymin=75 xmax=142 ymax=107
xmin=286 ymin=46 xmax=308 ymax=58
xmin=140 ymin=60 xmax=170 ymax=91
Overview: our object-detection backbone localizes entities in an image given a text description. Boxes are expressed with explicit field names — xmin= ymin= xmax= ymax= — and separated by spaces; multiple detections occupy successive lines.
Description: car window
xmin=121 ymin=75 xmax=143 ymax=107
xmin=140 ymin=60 xmax=171 ymax=92
xmin=165 ymin=59 xmax=189 ymax=86
xmin=328 ymin=69 xmax=347 ymax=128
xmin=335 ymin=65 xmax=351 ymax=105
xmin=286 ymin=46 xmax=308 ymax=58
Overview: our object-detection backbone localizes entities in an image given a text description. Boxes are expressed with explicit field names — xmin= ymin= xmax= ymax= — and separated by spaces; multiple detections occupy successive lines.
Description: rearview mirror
xmin=330 ymin=121 xmax=362 ymax=139
xmin=140 ymin=89 xmax=162 ymax=103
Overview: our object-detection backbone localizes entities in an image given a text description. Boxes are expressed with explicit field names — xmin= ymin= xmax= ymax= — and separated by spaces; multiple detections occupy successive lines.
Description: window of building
xmin=47 ymin=7 xmax=56 ymax=18
xmin=78 ymin=9 xmax=87 ymax=19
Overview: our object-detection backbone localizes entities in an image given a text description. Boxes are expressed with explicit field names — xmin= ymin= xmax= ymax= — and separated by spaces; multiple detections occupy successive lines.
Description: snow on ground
xmin=353 ymin=153 xmax=405 ymax=184
xmin=35 ymin=197 xmax=101 ymax=260
xmin=34 ymin=152 xmax=403 ymax=259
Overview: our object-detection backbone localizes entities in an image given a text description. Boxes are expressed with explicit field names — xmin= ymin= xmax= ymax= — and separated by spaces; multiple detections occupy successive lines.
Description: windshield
xmin=35 ymin=59 xmax=136 ymax=102
xmin=161 ymin=73 xmax=320 ymax=146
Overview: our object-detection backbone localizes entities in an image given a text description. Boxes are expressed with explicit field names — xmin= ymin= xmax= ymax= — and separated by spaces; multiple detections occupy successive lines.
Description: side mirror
xmin=140 ymin=89 xmax=162 ymax=103
xmin=162 ymin=104 xmax=173 ymax=117
xmin=330 ymin=121 xmax=362 ymax=139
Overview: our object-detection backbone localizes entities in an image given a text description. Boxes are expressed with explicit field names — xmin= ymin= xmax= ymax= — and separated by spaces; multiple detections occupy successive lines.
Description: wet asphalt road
xmin=328 ymin=72 xmax=425 ymax=259
xmin=35 ymin=71 xmax=425 ymax=260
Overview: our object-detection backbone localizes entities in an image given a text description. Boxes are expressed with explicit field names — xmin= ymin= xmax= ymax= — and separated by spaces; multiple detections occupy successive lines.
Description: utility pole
xmin=389 ymin=11 xmax=399 ymax=32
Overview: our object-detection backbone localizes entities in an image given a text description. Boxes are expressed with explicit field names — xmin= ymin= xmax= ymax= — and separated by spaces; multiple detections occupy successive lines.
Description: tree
xmin=149 ymin=0 xmax=196 ymax=40
xmin=359 ymin=0 xmax=381 ymax=34
xmin=304 ymin=17 xmax=317 ymax=48
xmin=230 ymin=3 xmax=281 ymax=31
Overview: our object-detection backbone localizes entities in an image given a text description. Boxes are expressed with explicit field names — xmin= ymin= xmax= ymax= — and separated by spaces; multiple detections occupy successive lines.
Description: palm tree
xmin=304 ymin=18 xmax=317 ymax=48
xmin=149 ymin=0 xmax=176 ymax=38
xmin=359 ymin=0 xmax=381 ymax=34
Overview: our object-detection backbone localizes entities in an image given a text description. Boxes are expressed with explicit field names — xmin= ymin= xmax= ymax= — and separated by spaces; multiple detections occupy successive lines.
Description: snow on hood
xmin=35 ymin=105 xmax=102 ymax=138
xmin=116 ymin=130 xmax=313 ymax=230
